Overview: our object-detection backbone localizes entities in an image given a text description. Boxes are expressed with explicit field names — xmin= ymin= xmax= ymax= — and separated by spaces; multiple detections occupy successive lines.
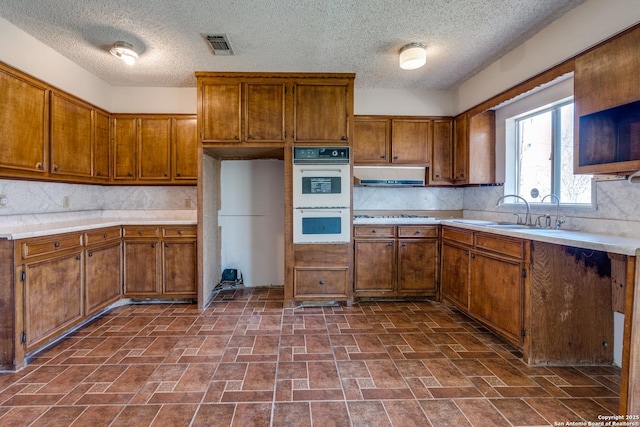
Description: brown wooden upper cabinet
xmin=113 ymin=114 xmax=197 ymax=184
xmin=199 ymin=78 xmax=286 ymax=144
xmin=93 ymin=111 xmax=111 ymax=181
xmin=292 ymin=80 xmax=350 ymax=144
xmin=50 ymin=93 xmax=93 ymax=179
xmin=431 ymin=118 xmax=454 ymax=184
xmin=0 ymin=65 xmax=49 ymax=177
xmin=353 ymin=116 xmax=433 ymax=165
xmin=574 ymin=24 xmax=640 ymax=175
xmin=452 ymin=110 xmax=496 ymax=185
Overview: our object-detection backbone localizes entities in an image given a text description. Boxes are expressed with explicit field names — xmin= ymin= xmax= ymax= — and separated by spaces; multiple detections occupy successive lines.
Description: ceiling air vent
xmin=203 ymin=34 xmax=234 ymax=56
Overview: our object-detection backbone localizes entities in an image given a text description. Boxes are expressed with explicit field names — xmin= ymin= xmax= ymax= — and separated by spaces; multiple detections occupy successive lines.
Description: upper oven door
xmin=292 ymin=164 xmax=350 ymax=208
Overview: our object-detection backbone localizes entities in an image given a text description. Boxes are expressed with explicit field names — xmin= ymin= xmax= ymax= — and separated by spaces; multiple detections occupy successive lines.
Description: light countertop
xmin=354 ymin=217 xmax=640 ymax=256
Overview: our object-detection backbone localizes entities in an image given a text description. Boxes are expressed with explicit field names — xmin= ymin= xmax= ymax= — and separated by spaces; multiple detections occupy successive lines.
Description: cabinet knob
xmin=88 ymin=251 xmax=93 ymax=257
xmin=76 ymin=255 xmax=81 ymax=260
xmin=470 ymin=253 xmax=475 ymax=258
xmin=138 ymin=231 xmax=143 ymax=235
xmin=234 ymin=135 xmax=239 ymax=140
xmin=151 ymin=243 xmax=156 ymax=248
xmin=176 ymin=173 xmax=181 ymax=177
xmin=341 ymin=136 xmax=347 ymax=141
xmin=178 ymin=230 xmax=183 ymax=235
xmin=381 ymin=155 xmax=386 ymax=159
xmin=128 ymin=172 xmax=133 ymax=177
xmin=372 ymin=229 xmax=376 ymax=233
xmin=247 ymin=134 xmax=253 ymax=139
xmin=393 ymin=156 xmax=398 ymax=160
xmin=165 ymin=243 xmax=169 ymax=248
xmin=435 ymin=174 xmax=440 ymax=178
xmin=415 ymin=230 xmax=421 ymax=235
xmin=319 ymin=280 xmax=325 ymax=285
xmin=36 ymin=162 xmax=44 ymax=170
xmin=53 ymin=165 xmax=59 ymax=171
xmin=164 ymin=173 xmax=168 ymax=177
xmin=97 ymin=171 xmax=101 ymax=176
xmin=387 ymin=242 xmax=393 ymax=247
xmin=103 ymin=233 xmax=108 ymax=238
xmin=54 ymin=241 xmax=60 ymax=248
xmin=401 ymin=242 xmax=406 ymax=247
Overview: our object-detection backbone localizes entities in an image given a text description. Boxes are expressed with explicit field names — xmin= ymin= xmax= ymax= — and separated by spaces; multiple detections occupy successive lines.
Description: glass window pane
xmin=558 ymin=103 xmax=592 ymax=203
xmin=518 ymin=111 xmax=552 ymax=202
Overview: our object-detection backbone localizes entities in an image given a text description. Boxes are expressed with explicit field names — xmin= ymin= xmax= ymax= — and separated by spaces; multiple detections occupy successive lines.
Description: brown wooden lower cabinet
xmin=354 ymin=225 xmax=438 ymax=298
xmin=293 ymin=244 xmax=351 ymax=304
xmin=123 ymin=225 xmax=197 ymax=299
xmin=84 ymin=227 xmax=122 ymax=316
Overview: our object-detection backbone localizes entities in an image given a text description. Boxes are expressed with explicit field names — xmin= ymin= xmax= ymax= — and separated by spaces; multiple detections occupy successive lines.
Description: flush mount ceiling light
xmin=110 ymin=41 xmax=138 ymax=65
xmin=399 ymin=43 xmax=426 ymax=70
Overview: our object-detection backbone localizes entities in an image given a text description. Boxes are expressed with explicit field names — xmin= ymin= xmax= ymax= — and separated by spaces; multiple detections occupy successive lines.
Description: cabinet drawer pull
xmin=76 ymin=255 xmax=81 ymax=260
xmin=234 ymin=135 xmax=239 ymax=140
xmin=88 ymin=251 xmax=93 ymax=257
xmin=415 ymin=230 xmax=421 ymax=234
xmin=96 ymin=171 xmax=101 ymax=176
xmin=165 ymin=243 xmax=169 ymax=248
xmin=341 ymin=136 xmax=347 ymax=141
xmin=164 ymin=173 xmax=168 ymax=177
xmin=138 ymin=231 xmax=143 ymax=235
xmin=435 ymin=174 xmax=440 ymax=178
xmin=319 ymin=280 xmax=325 ymax=285
xmin=470 ymin=253 xmax=475 ymax=258
xmin=387 ymin=242 xmax=393 ymax=247
xmin=103 ymin=233 xmax=108 ymax=238
xmin=178 ymin=230 xmax=183 ymax=235
xmin=401 ymin=242 xmax=406 ymax=247
xmin=176 ymin=173 xmax=181 ymax=177
xmin=54 ymin=241 xmax=60 ymax=248
xmin=381 ymin=155 xmax=386 ymax=159
xmin=36 ymin=162 xmax=44 ymax=170
xmin=372 ymin=229 xmax=376 ymax=233
xmin=128 ymin=172 xmax=133 ymax=177
xmin=53 ymin=165 xmax=59 ymax=171
xmin=151 ymin=243 xmax=156 ymax=248
xmin=393 ymin=156 xmax=398 ymax=160
xmin=247 ymin=134 xmax=253 ymax=139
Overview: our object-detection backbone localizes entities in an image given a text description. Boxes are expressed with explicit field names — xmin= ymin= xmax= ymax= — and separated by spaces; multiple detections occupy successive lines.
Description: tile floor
xmin=0 ymin=286 xmax=621 ymax=426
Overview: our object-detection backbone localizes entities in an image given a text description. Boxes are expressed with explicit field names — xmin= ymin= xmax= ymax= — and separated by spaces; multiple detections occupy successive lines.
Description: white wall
xmin=455 ymin=0 xmax=640 ymax=113
xmin=218 ymin=160 xmax=284 ymax=287
xmin=355 ymin=89 xmax=454 ymax=116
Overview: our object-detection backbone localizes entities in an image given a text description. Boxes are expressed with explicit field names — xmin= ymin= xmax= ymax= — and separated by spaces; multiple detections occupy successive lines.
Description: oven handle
xmin=298 ymin=168 xmax=344 ymax=173
xmin=298 ymin=209 xmax=346 ymax=214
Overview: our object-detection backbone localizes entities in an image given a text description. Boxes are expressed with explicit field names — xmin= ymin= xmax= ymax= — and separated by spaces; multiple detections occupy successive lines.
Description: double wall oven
xmin=292 ymin=147 xmax=351 ymax=243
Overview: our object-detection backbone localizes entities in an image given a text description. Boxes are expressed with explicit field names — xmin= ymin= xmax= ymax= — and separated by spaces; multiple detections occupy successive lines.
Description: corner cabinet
xmin=574 ymin=24 xmax=640 ymax=175
xmin=452 ymin=110 xmax=496 ymax=184
xmin=354 ymin=225 xmax=438 ymax=298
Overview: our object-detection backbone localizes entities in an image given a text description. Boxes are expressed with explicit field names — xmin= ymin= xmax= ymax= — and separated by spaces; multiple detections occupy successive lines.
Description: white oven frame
xmin=292 ymin=164 xmax=350 ymax=209
xmin=293 ymin=208 xmax=350 ymax=244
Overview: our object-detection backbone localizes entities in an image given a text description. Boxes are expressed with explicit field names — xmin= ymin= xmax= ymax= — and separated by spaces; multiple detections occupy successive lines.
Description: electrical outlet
xmin=63 ymin=196 xmax=70 ymax=209
xmin=185 ymin=198 xmax=192 ymax=208
xmin=0 ymin=194 xmax=8 ymax=207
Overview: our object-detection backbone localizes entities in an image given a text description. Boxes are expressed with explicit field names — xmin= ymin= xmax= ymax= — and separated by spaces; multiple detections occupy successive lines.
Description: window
xmin=508 ymin=99 xmax=592 ymax=204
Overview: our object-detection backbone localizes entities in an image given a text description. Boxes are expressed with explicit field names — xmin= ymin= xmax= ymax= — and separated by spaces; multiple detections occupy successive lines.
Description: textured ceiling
xmin=0 ymin=0 xmax=586 ymax=89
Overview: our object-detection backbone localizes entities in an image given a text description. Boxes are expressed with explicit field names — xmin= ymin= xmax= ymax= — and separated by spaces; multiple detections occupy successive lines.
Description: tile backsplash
xmin=0 ymin=179 xmax=197 ymax=215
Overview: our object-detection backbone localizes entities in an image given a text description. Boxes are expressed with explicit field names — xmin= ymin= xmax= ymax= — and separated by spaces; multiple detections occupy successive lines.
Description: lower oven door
xmin=293 ymin=208 xmax=350 ymax=244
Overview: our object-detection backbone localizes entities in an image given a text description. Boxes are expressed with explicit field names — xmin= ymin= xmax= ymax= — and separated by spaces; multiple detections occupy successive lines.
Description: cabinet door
xmin=85 ymin=241 xmax=122 ymax=315
xmin=24 ymin=251 xmax=83 ymax=351
xmin=93 ymin=111 xmax=110 ymax=180
xmin=123 ymin=240 xmax=160 ymax=296
xmin=163 ymin=240 xmax=196 ymax=296
xmin=173 ymin=116 xmax=198 ymax=180
xmin=440 ymin=242 xmax=470 ymax=309
xmin=245 ymin=82 xmax=286 ymax=143
xmin=467 ymin=111 xmax=496 ymax=184
xmin=50 ymin=93 xmax=93 ymax=178
xmin=469 ymin=252 xmax=524 ymax=345
xmin=201 ymin=81 xmax=242 ymax=142
xmin=397 ymin=239 xmax=438 ymax=294
xmin=139 ymin=117 xmax=171 ymax=181
xmin=391 ymin=119 xmax=431 ymax=164
xmin=431 ymin=118 xmax=453 ymax=183
xmin=453 ymin=114 xmax=468 ymax=182
xmin=354 ymin=240 xmax=395 ymax=294
xmin=293 ymin=82 xmax=349 ymax=143
xmin=0 ymin=67 xmax=48 ymax=175
xmin=113 ymin=117 xmax=137 ymax=180
xmin=353 ymin=117 xmax=390 ymax=163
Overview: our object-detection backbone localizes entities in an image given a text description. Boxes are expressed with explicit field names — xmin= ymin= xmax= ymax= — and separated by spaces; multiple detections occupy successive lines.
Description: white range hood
xmin=353 ymin=166 xmax=427 ymax=186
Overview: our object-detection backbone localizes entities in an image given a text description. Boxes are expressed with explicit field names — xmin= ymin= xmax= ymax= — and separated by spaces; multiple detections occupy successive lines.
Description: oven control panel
xmin=293 ymin=147 xmax=350 ymax=164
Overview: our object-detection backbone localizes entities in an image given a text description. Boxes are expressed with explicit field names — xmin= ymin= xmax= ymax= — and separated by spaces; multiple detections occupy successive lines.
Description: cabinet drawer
xmin=354 ymin=225 xmax=396 ymax=238
xmin=85 ymin=227 xmax=122 ymax=246
xmin=442 ymin=226 xmax=474 ymax=246
xmin=398 ymin=225 xmax=438 ymax=238
xmin=475 ymin=233 xmax=526 ymax=259
xmin=162 ymin=226 xmax=197 ymax=238
xmin=123 ymin=226 xmax=160 ymax=238
xmin=21 ymin=233 xmax=83 ymax=259
xmin=294 ymin=268 xmax=347 ymax=296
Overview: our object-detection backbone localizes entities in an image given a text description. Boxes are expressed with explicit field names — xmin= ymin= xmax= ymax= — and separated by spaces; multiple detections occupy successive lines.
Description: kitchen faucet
xmin=541 ymin=194 xmax=565 ymax=229
xmin=495 ymin=194 xmax=531 ymax=225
